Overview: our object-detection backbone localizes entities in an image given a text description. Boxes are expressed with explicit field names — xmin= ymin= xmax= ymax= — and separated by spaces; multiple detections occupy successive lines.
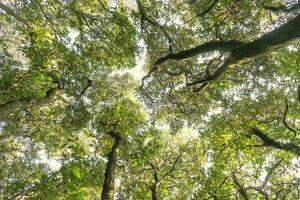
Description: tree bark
xmin=155 ymin=15 xmax=300 ymax=66
xmin=101 ymin=131 xmax=123 ymax=200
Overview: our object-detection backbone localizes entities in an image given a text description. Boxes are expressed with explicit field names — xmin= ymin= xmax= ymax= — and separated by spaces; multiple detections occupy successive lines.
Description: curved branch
xmin=79 ymin=79 xmax=93 ymax=97
xmin=283 ymin=98 xmax=297 ymax=134
xmin=159 ymin=154 xmax=182 ymax=181
xmin=186 ymin=59 xmax=230 ymax=87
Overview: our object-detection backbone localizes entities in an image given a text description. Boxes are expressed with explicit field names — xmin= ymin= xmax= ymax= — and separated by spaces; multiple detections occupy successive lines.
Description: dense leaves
xmin=0 ymin=0 xmax=299 ymax=199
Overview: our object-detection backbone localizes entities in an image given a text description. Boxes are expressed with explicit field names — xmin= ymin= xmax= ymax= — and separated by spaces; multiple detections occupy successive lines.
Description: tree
xmin=0 ymin=0 xmax=299 ymax=199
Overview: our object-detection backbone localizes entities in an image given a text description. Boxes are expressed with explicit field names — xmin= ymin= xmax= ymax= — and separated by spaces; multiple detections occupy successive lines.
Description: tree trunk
xmin=101 ymin=132 xmax=123 ymax=200
xmin=151 ymin=184 xmax=158 ymax=200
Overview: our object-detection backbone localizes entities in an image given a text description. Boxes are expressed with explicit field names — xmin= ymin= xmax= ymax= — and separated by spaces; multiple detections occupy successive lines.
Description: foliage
xmin=0 ymin=0 xmax=299 ymax=199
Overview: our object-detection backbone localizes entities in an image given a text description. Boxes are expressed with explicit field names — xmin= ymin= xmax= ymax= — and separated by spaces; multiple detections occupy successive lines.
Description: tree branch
xmin=262 ymin=158 xmax=284 ymax=188
xmin=252 ymin=128 xmax=300 ymax=156
xmin=136 ymin=0 xmax=174 ymax=53
xmin=185 ymin=0 xmax=220 ymax=24
xmin=141 ymin=14 xmax=300 ymax=91
xmin=79 ymin=79 xmax=93 ymax=97
xmin=232 ymin=173 xmax=249 ymax=200
xmin=154 ymin=40 xmax=242 ymax=66
xmin=159 ymin=154 xmax=182 ymax=181
xmin=0 ymin=2 xmax=29 ymax=26
xmin=283 ymin=98 xmax=297 ymax=135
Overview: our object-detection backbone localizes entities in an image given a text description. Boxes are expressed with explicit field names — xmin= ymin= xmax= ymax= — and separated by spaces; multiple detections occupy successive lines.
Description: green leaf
xmin=72 ymin=166 xmax=81 ymax=179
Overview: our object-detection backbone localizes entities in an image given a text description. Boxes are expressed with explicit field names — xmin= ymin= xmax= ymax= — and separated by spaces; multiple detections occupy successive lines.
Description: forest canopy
xmin=0 ymin=0 xmax=300 ymax=199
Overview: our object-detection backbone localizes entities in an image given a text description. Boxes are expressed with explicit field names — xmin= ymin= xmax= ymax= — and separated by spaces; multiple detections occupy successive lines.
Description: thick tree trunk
xmin=101 ymin=132 xmax=123 ymax=200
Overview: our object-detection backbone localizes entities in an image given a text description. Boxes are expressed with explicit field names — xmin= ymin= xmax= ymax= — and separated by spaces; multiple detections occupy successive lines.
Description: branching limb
xmin=186 ymin=58 xmax=229 ymax=87
xmin=140 ymin=40 xmax=241 ymax=90
xmin=141 ymin=15 xmax=300 ymax=91
xmin=262 ymin=158 xmax=284 ymax=188
xmin=159 ymin=154 xmax=182 ymax=181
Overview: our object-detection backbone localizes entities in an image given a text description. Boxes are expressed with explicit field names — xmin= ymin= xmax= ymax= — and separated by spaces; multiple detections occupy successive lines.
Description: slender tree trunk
xmin=151 ymin=184 xmax=158 ymax=200
xmin=101 ymin=132 xmax=123 ymax=200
